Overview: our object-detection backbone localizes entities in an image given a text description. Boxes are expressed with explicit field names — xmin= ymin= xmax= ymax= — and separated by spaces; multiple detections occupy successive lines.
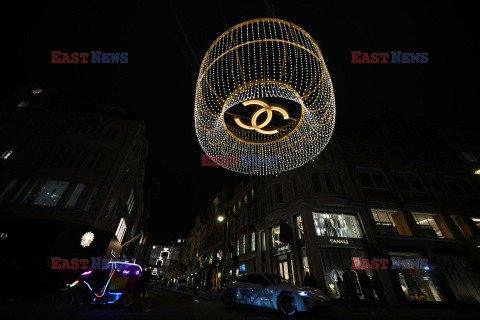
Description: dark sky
xmin=1 ymin=1 xmax=479 ymax=243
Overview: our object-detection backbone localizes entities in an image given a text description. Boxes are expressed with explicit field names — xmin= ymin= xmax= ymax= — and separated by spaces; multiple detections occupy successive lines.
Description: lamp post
xmin=217 ymin=214 xmax=229 ymax=287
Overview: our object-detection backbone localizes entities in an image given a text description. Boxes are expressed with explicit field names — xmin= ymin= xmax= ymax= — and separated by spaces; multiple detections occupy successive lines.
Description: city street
xmin=2 ymin=287 xmax=479 ymax=320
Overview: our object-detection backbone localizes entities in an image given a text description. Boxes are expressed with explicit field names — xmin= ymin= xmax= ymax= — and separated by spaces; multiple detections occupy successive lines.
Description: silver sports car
xmin=221 ymin=273 xmax=331 ymax=316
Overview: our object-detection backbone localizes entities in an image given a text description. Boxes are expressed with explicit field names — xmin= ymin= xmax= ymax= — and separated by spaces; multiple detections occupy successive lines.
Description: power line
xmin=168 ymin=0 xmax=201 ymax=70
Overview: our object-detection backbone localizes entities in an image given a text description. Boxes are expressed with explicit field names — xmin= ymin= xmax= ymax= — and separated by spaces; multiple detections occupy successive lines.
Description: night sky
xmin=1 ymin=1 xmax=479 ymax=243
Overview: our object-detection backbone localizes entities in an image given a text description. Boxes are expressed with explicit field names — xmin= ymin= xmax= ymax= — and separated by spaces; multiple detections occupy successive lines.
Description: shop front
xmin=270 ymin=224 xmax=296 ymax=284
xmin=297 ymin=211 xmax=373 ymax=299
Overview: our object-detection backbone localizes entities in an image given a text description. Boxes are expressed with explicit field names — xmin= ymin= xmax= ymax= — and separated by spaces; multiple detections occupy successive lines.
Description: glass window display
xmin=312 ymin=212 xmax=362 ymax=238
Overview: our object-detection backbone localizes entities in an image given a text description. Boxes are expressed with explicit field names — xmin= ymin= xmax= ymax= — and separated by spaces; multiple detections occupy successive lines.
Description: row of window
xmin=0 ymin=179 xmax=100 ymax=210
xmin=266 ymin=172 xmax=336 ymax=208
xmin=355 ymin=167 xmax=479 ymax=197
xmin=235 ymin=232 xmax=256 ymax=256
xmin=47 ymin=147 xmax=105 ymax=171
xmin=71 ymin=122 xmax=118 ymax=139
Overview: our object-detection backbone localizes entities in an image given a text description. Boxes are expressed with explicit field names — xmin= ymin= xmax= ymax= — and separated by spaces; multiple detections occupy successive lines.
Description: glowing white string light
xmin=194 ymin=18 xmax=335 ymax=175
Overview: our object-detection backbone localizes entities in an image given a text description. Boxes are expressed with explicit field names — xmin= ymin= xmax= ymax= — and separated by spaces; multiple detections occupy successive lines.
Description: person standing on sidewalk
xmin=206 ymin=279 xmax=213 ymax=295
xmin=342 ymin=267 xmax=360 ymax=314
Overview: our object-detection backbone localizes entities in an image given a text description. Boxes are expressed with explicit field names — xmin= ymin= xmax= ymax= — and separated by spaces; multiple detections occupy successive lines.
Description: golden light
xmin=194 ymin=18 xmax=335 ymax=175
xmin=217 ymin=215 xmax=225 ymax=222
xmin=475 ymin=169 xmax=480 ymax=175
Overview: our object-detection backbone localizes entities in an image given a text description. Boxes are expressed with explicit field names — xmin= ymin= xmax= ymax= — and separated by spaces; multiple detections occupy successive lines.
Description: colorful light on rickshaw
xmin=68 ymin=280 xmax=79 ymax=287
xmin=81 ymin=270 xmax=93 ymax=276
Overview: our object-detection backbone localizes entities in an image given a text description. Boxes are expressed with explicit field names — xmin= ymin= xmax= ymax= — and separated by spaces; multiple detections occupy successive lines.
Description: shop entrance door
xmin=278 ymin=260 xmax=290 ymax=282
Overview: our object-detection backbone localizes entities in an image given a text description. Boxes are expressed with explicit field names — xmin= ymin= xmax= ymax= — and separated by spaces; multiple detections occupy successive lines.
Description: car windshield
xmin=264 ymin=274 xmax=289 ymax=284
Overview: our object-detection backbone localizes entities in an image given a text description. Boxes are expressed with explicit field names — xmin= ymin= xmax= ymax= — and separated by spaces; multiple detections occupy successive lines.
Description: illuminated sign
xmin=329 ymin=238 xmax=349 ymax=244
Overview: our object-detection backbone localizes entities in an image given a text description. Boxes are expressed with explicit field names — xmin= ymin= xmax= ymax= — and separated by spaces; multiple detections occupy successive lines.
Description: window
xmin=64 ymin=183 xmax=85 ymax=209
xmin=426 ymin=174 xmax=444 ymax=194
xmin=412 ymin=212 xmax=452 ymax=239
xmin=115 ymin=218 xmax=127 ymax=243
xmin=127 ymin=189 xmax=135 ymax=214
xmin=295 ymin=215 xmax=304 ymax=239
xmin=389 ymin=252 xmax=445 ymax=302
xmin=292 ymin=178 xmax=298 ymax=197
xmin=445 ymin=177 xmax=478 ymax=197
xmin=83 ymin=186 xmax=100 ymax=211
xmin=0 ymin=180 xmax=18 ymax=203
xmin=373 ymin=145 xmax=387 ymax=157
xmin=242 ymin=234 xmax=246 ymax=254
xmin=22 ymin=180 xmax=70 ymax=206
xmin=392 ymin=171 xmax=425 ymax=192
xmin=451 ymin=215 xmax=472 ymax=239
xmin=355 ymin=167 xmax=389 ymax=189
xmin=371 ymin=209 xmax=411 ymax=236
xmin=461 ymin=152 xmax=477 ymax=162
xmin=324 ymin=171 xmax=335 ymax=191
xmin=271 ymin=225 xmax=291 ymax=255
xmin=261 ymin=231 xmax=266 ymax=251
xmin=358 ymin=143 xmax=371 ymax=155
xmin=10 ymin=180 xmax=30 ymax=202
xmin=275 ymin=185 xmax=283 ymax=203
xmin=251 ymin=232 xmax=255 ymax=251
xmin=390 ymin=146 xmax=403 ymax=159
xmin=1 ymin=149 xmax=14 ymax=159
xmin=311 ymin=173 xmax=322 ymax=192
xmin=312 ymin=212 xmax=362 ymax=238
xmin=105 ymin=195 xmax=118 ymax=220
xmin=471 ymin=217 xmax=480 ymax=230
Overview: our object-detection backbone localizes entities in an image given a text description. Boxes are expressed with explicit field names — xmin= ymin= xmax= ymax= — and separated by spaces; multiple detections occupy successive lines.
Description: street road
xmin=2 ymin=287 xmax=479 ymax=320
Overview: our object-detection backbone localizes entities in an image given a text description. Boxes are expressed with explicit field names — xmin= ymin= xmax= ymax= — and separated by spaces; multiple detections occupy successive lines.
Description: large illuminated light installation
xmin=194 ymin=18 xmax=335 ymax=175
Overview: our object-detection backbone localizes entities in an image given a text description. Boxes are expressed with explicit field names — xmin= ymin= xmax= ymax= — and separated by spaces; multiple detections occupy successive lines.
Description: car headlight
xmin=297 ymin=290 xmax=311 ymax=297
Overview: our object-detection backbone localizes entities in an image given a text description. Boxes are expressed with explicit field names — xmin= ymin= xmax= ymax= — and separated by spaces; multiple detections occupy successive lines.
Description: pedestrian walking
xmin=358 ymin=270 xmax=374 ymax=307
xmin=206 ymin=279 xmax=213 ymax=295
xmin=138 ymin=269 xmax=151 ymax=299
xmin=342 ymin=267 xmax=360 ymax=313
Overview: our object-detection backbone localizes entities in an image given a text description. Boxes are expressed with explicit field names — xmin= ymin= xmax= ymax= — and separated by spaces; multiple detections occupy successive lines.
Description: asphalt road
xmin=2 ymin=287 xmax=479 ymax=320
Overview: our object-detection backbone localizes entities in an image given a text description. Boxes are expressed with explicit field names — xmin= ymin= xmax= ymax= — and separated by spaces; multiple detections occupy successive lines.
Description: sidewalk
xmin=159 ymin=287 xmax=222 ymax=301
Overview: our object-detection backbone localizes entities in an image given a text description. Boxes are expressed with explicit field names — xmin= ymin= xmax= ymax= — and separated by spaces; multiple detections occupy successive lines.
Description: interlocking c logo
xmin=233 ymin=99 xmax=290 ymax=135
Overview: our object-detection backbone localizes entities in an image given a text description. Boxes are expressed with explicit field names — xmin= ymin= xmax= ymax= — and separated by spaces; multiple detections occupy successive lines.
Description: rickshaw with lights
xmin=52 ymin=261 xmax=142 ymax=311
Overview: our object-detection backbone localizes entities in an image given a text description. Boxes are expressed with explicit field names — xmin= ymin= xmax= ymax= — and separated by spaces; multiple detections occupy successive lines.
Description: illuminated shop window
xmin=451 ymin=215 xmax=472 ymax=239
xmin=312 ymin=212 xmax=362 ymax=238
xmin=242 ymin=234 xmax=246 ymax=254
xmin=371 ymin=209 xmax=411 ymax=236
xmin=389 ymin=252 xmax=445 ymax=302
xmin=271 ymin=225 xmax=291 ymax=255
xmin=236 ymin=239 xmax=240 ymax=256
xmin=412 ymin=212 xmax=452 ymax=239
xmin=22 ymin=180 xmax=70 ymax=206
xmin=115 ymin=218 xmax=127 ymax=243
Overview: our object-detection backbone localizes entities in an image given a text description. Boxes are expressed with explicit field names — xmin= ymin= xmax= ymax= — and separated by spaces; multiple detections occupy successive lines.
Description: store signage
xmin=329 ymin=238 xmax=349 ymax=244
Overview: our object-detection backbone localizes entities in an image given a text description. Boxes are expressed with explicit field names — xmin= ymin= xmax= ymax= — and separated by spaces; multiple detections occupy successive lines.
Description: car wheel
xmin=122 ymin=292 xmax=134 ymax=307
xmin=278 ymin=292 xmax=297 ymax=316
xmin=224 ymin=289 xmax=236 ymax=308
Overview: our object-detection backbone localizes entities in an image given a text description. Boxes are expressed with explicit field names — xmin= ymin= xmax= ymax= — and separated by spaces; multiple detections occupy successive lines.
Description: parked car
xmin=221 ymin=273 xmax=331 ymax=316
xmin=174 ymin=277 xmax=188 ymax=291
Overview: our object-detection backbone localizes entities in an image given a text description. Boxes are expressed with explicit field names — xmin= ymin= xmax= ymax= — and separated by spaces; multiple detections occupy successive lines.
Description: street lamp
xmin=475 ymin=169 xmax=480 ymax=175
xmin=217 ymin=215 xmax=225 ymax=222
